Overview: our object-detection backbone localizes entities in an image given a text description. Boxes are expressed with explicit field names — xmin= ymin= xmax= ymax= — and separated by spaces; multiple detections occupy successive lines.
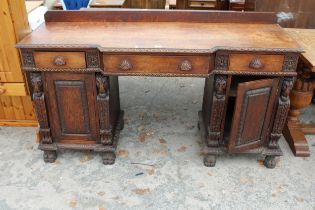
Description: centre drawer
xmin=229 ymin=54 xmax=285 ymax=72
xmin=103 ymin=55 xmax=210 ymax=75
xmin=189 ymin=0 xmax=216 ymax=8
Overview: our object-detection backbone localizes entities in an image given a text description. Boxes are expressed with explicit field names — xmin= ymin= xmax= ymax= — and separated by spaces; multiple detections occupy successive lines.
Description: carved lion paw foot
xmin=102 ymin=152 xmax=116 ymax=165
xmin=264 ymin=155 xmax=278 ymax=169
xmin=204 ymin=155 xmax=216 ymax=167
xmin=43 ymin=150 xmax=57 ymax=163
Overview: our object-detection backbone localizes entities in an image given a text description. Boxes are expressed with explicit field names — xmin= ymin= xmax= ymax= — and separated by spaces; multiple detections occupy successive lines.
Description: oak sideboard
xmin=17 ymin=10 xmax=302 ymax=168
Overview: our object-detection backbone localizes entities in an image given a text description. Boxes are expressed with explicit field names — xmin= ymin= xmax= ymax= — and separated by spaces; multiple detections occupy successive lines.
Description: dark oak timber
xmin=17 ymin=10 xmax=301 ymax=167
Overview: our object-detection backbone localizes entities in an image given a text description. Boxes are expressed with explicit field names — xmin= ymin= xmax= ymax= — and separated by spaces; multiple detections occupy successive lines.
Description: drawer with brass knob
xmin=229 ymin=54 xmax=285 ymax=72
xmin=103 ymin=55 xmax=210 ymax=75
xmin=189 ymin=0 xmax=216 ymax=8
xmin=33 ymin=52 xmax=86 ymax=69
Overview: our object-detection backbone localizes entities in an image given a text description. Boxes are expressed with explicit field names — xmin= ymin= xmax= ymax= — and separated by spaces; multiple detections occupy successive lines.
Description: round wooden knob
xmin=179 ymin=60 xmax=192 ymax=71
xmin=249 ymin=58 xmax=264 ymax=69
xmin=0 ymin=88 xmax=6 ymax=95
xmin=119 ymin=59 xmax=132 ymax=71
xmin=53 ymin=56 xmax=66 ymax=66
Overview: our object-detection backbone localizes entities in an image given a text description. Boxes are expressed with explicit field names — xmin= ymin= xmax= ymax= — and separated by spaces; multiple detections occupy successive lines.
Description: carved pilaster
xmin=86 ymin=51 xmax=100 ymax=68
xmin=269 ymin=77 xmax=294 ymax=149
xmin=30 ymin=72 xmax=52 ymax=144
xmin=96 ymin=73 xmax=113 ymax=145
xmin=215 ymin=52 xmax=229 ymax=71
xmin=207 ymin=75 xmax=228 ymax=146
xmin=283 ymin=53 xmax=299 ymax=72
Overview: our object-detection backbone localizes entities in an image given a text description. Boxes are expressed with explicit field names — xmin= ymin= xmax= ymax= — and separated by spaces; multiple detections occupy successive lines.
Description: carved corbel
xmin=269 ymin=77 xmax=294 ymax=149
xmin=96 ymin=73 xmax=113 ymax=145
xmin=207 ymin=75 xmax=228 ymax=146
xmin=30 ymin=72 xmax=52 ymax=144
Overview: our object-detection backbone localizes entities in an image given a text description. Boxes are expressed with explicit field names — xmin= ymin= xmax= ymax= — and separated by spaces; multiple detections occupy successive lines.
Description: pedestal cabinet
xmin=200 ymin=52 xmax=296 ymax=168
xmin=26 ymin=50 xmax=123 ymax=164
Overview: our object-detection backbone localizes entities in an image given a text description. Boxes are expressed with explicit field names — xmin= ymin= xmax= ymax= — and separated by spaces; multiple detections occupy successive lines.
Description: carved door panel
xmin=45 ymin=73 xmax=99 ymax=144
xmin=228 ymin=78 xmax=279 ymax=153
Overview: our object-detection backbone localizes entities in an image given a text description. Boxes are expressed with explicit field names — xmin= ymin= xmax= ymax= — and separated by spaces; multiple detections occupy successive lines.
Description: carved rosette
xmin=86 ymin=51 xmax=100 ymax=68
xmin=207 ymin=75 xmax=227 ymax=146
xmin=30 ymin=72 xmax=52 ymax=144
xmin=269 ymin=77 xmax=294 ymax=149
xmin=283 ymin=54 xmax=299 ymax=72
xmin=96 ymin=73 xmax=113 ymax=145
xmin=22 ymin=50 xmax=35 ymax=67
xmin=215 ymin=52 xmax=229 ymax=71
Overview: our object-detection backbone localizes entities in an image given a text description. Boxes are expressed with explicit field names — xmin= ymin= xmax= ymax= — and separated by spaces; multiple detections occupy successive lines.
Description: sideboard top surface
xmin=285 ymin=28 xmax=315 ymax=71
xmin=17 ymin=10 xmax=302 ymax=53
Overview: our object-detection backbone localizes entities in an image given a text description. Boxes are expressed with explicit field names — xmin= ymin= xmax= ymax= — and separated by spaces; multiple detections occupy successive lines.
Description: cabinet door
xmin=45 ymin=73 xmax=99 ymax=144
xmin=228 ymin=78 xmax=279 ymax=153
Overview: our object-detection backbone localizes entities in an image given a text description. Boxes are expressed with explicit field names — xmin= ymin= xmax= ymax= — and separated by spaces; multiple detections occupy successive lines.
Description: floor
xmin=0 ymin=77 xmax=314 ymax=210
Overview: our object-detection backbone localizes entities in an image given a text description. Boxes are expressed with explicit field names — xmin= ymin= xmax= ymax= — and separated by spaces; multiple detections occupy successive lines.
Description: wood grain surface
xmin=285 ymin=28 xmax=315 ymax=71
xmin=18 ymin=11 xmax=300 ymax=52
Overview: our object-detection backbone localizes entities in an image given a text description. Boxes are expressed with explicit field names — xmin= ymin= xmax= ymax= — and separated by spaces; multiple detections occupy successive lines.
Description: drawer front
xmin=103 ymin=55 xmax=210 ymax=75
xmin=34 ymin=52 xmax=86 ymax=69
xmin=189 ymin=1 xmax=216 ymax=8
xmin=229 ymin=54 xmax=285 ymax=72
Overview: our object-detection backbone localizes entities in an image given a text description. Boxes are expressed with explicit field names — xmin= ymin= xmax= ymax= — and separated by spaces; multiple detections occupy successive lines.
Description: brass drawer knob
xmin=179 ymin=60 xmax=192 ymax=71
xmin=53 ymin=56 xmax=66 ymax=66
xmin=249 ymin=58 xmax=264 ymax=69
xmin=119 ymin=59 xmax=133 ymax=71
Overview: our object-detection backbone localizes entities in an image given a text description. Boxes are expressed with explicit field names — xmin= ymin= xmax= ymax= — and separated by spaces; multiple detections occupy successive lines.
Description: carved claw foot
xmin=204 ymin=155 xmax=216 ymax=167
xmin=43 ymin=150 xmax=57 ymax=163
xmin=102 ymin=152 xmax=116 ymax=165
xmin=264 ymin=155 xmax=277 ymax=169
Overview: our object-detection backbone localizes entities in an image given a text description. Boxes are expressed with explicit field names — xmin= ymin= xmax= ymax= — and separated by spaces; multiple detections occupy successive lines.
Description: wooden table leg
xmin=283 ymin=66 xmax=313 ymax=157
xmin=301 ymin=73 xmax=315 ymax=134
